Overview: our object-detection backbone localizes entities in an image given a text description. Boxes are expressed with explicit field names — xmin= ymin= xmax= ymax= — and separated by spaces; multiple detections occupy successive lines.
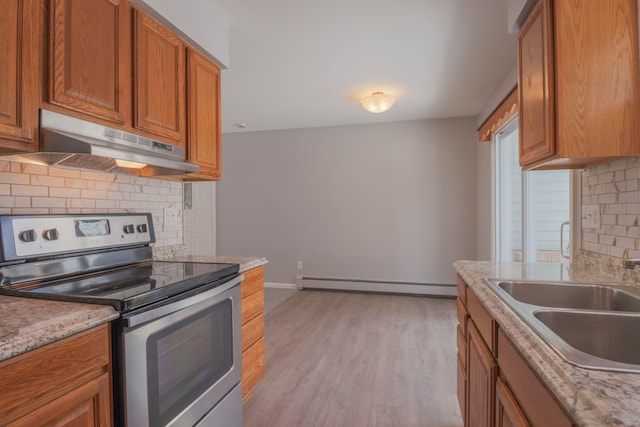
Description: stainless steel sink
xmin=483 ymin=278 xmax=640 ymax=372
xmin=534 ymin=310 xmax=640 ymax=367
xmin=498 ymin=281 xmax=640 ymax=312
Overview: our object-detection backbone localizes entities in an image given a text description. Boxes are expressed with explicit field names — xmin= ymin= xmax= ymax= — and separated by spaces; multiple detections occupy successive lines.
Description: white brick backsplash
xmin=616 ymin=236 xmax=637 ymax=249
xmin=619 ymin=191 xmax=640 ymax=203
xmin=11 ymin=185 xmax=48 ymax=197
xmin=598 ymin=193 xmax=617 ymax=204
xmin=49 ymin=187 xmax=81 ymax=198
xmin=31 ymin=175 xmax=65 ymax=187
xmin=0 ymin=161 xmax=184 ymax=248
xmin=582 ymin=157 xmax=640 ymax=261
xmin=609 ymin=159 xmax=628 ymax=171
xmin=49 ymin=167 xmax=81 ymax=178
xmin=0 ymin=172 xmax=30 ymax=185
xmin=20 ymin=164 xmax=49 ymax=175
xmin=32 ymin=197 xmax=66 ymax=208
xmin=618 ymin=215 xmax=638 ymax=226
xmin=597 ymin=172 xmax=615 ymax=184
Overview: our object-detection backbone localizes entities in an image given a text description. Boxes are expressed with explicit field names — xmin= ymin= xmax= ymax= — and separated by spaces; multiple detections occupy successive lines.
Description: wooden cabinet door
xmin=133 ymin=10 xmax=185 ymax=144
xmin=186 ymin=48 xmax=221 ymax=180
xmin=496 ymin=377 xmax=530 ymax=427
xmin=49 ymin=0 xmax=130 ymax=125
xmin=554 ymin=0 xmax=640 ymax=159
xmin=467 ymin=320 xmax=497 ymax=427
xmin=0 ymin=0 xmax=39 ymax=151
xmin=8 ymin=373 xmax=112 ymax=427
xmin=518 ymin=0 xmax=555 ymax=167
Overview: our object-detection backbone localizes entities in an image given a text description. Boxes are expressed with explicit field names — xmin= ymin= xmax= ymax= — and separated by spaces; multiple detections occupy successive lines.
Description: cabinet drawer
xmin=242 ymin=289 xmax=264 ymax=325
xmin=456 ymin=324 xmax=466 ymax=369
xmin=468 ymin=287 xmax=496 ymax=355
xmin=456 ymin=297 xmax=468 ymax=335
xmin=0 ymin=324 xmax=111 ymax=424
xmin=456 ymin=275 xmax=467 ymax=306
xmin=497 ymin=329 xmax=573 ymax=427
xmin=241 ymin=267 xmax=264 ymax=299
xmin=242 ymin=313 xmax=264 ymax=352
xmin=457 ymin=354 xmax=466 ymax=424
xmin=242 ymin=338 xmax=265 ymax=403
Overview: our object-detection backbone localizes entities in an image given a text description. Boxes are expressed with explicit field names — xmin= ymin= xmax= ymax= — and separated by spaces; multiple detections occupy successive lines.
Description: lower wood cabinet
xmin=0 ymin=323 xmax=113 ymax=426
xmin=241 ymin=266 xmax=265 ymax=403
xmin=496 ymin=377 xmax=530 ymax=427
xmin=456 ymin=275 xmax=576 ymax=427
xmin=467 ymin=321 xmax=497 ymax=427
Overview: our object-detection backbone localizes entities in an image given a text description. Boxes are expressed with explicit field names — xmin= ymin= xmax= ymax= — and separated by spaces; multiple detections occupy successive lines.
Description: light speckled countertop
xmin=157 ymin=255 xmax=268 ymax=273
xmin=454 ymin=261 xmax=640 ymax=427
xmin=0 ymin=296 xmax=118 ymax=362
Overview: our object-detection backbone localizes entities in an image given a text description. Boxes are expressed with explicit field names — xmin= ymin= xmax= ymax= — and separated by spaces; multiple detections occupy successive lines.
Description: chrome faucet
xmin=623 ymin=258 xmax=640 ymax=269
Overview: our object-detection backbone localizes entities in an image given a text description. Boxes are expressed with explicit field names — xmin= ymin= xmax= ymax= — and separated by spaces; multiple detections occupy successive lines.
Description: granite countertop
xmin=0 ymin=296 xmax=118 ymax=362
xmin=158 ymin=255 xmax=268 ymax=273
xmin=454 ymin=260 xmax=640 ymax=427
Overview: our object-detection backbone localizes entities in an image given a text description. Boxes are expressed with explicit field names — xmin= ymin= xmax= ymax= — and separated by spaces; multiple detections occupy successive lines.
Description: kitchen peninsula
xmin=455 ymin=260 xmax=640 ymax=427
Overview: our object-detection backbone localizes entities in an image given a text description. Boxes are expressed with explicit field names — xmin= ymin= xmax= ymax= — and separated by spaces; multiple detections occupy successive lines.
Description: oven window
xmin=147 ymin=299 xmax=233 ymax=426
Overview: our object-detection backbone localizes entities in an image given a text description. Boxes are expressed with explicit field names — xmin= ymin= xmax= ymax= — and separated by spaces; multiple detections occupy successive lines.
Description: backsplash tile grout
xmin=0 ymin=160 xmax=183 ymax=249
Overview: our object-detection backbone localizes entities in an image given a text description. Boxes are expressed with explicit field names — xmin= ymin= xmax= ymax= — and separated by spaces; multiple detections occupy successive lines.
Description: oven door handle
xmin=123 ymin=274 xmax=243 ymax=328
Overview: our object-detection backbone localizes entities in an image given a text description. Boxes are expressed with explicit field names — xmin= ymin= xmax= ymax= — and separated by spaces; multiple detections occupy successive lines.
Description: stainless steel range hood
xmin=1 ymin=110 xmax=200 ymax=177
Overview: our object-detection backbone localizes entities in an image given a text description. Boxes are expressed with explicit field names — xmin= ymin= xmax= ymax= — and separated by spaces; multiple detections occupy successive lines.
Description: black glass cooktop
xmin=0 ymin=261 xmax=239 ymax=311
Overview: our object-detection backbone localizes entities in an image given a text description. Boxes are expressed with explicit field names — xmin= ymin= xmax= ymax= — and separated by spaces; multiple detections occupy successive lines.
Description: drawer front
xmin=457 ymin=354 xmax=467 ymax=425
xmin=457 ymin=324 xmax=466 ymax=369
xmin=456 ymin=275 xmax=467 ymax=306
xmin=0 ymin=324 xmax=110 ymax=424
xmin=242 ymin=338 xmax=265 ymax=402
xmin=467 ymin=287 xmax=496 ymax=355
xmin=242 ymin=313 xmax=264 ymax=352
xmin=241 ymin=266 xmax=264 ymax=299
xmin=457 ymin=297 xmax=468 ymax=335
xmin=241 ymin=289 xmax=264 ymax=325
xmin=497 ymin=329 xmax=573 ymax=427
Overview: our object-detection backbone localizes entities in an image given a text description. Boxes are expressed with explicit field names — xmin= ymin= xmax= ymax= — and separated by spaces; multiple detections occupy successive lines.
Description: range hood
xmin=2 ymin=109 xmax=200 ymax=177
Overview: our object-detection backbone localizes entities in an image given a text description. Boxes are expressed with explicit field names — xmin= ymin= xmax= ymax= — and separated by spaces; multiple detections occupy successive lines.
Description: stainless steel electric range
xmin=0 ymin=213 xmax=243 ymax=427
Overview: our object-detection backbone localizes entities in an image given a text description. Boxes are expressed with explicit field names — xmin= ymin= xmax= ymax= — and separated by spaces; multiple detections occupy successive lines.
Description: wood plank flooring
xmin=243 ymin=290 xmax=463 ymax=427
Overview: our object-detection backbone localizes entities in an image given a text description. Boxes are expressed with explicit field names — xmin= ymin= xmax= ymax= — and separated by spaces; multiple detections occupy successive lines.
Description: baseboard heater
xmin=296 ymin=276 xmax=457 ymax=297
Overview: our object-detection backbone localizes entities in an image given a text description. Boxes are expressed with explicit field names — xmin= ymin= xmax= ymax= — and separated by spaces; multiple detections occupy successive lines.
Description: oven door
xmin=121 ymin=274 xmax=243 ymax=427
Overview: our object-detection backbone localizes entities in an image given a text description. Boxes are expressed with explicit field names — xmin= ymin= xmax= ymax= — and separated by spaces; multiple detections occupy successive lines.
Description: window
xmin=494 ymin=119 xmax=570 ymax=263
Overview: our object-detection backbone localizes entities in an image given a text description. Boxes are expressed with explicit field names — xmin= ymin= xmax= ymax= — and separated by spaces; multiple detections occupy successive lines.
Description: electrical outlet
xmin=164 ymin=207 xmax=180 ymax=226
xmin=297 ymin=261 xmax=303 ymax=270
xmin=582 ymin=204 xmax=600 ymax=228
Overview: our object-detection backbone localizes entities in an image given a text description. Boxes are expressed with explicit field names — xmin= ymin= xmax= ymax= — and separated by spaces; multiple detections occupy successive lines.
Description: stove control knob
xmin=19 ymin=229 xmax=37 ymax=242
xmin=137 ymin=224 xmax=148 ymax=233
xmin=43 ymin=228 xmax=60 ymax=241
xmin=123 ymin=224 xmax=135 ymax=234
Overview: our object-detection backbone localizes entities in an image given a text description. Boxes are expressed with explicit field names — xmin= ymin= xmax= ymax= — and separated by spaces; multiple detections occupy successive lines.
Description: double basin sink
xmin=483 ymin=278 xmax=640 ymax=372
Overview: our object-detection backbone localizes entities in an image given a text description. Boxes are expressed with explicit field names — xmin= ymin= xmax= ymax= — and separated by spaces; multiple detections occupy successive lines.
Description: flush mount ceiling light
xmin=360 ymin=91 xmax=396 ymax=113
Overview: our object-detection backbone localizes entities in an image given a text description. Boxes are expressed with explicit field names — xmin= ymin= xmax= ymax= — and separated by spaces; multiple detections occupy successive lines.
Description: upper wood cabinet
xmin=518 ymin=0 xmax=555 ymax=167
xmin=0 ymin=0 xmax=39 ymax=152
xmin=133 ymin=9 xmax=186 ymax=145
xmin=48 ymin=0 xmax=130 ymax=125
xmin=518 ymin=0 xmax=640 ymax=169
xmin=186 ymin=48 xmax=222 ymax=180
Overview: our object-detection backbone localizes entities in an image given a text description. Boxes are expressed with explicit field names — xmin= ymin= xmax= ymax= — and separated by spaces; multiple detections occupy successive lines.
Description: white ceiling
xmin=208 ymin=0 xmax=517 ymax=134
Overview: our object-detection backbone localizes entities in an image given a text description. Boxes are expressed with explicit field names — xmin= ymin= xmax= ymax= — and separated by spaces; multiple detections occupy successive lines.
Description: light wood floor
xmin=243 ymin=290 xmax=463 ymax=427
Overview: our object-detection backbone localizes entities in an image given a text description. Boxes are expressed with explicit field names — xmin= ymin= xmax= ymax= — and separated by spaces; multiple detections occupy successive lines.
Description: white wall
xmin=217 ymin=118 xmax=478 ymax=285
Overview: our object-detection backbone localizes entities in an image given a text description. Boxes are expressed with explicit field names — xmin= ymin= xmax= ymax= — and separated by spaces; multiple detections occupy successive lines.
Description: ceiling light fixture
xmin=360 ymin=91 xmax=396 ymax=113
